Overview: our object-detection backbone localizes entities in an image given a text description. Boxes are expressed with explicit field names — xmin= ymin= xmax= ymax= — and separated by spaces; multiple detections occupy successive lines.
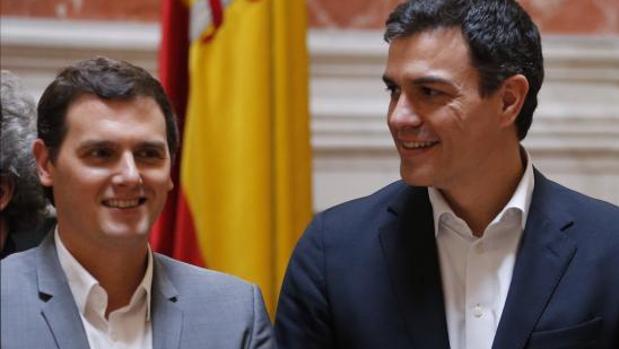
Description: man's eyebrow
xmin=411 ymin=75 xmax=456 ymax=88
xmin=76 ymin=140 xmax=168 ymax=150
xmin=382 ymin=74 xmax=457 ymax=89
xmin=77 ymin=140 xmax=116 ymax=150
xmin=137 ymin=142 xmax=169 ymax=158
xmin=137 ymin=141 xmax=168 ymax=150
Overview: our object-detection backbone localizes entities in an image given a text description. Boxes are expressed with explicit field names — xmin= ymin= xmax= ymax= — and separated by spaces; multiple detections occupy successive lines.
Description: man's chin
xmin=100 ymin=220 xmax=152 ymax=240
xmin=400 ymin=166 xmax=435 ymax=188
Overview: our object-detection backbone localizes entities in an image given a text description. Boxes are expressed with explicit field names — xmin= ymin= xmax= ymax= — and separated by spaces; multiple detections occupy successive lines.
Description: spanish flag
xmin=152 ymin=0 xmax=313 ymax=314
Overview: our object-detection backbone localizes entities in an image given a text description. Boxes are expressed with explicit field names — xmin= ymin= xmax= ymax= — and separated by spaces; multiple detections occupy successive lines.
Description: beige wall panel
xmin=2 ymin=0 xmax=618 ymax=33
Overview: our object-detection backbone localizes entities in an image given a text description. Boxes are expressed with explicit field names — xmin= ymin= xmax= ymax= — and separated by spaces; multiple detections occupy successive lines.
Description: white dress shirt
xmin=428 ymin=152 xmax=535 ymax=349
xmin=55 ymin=229 xmax=153 ymax=349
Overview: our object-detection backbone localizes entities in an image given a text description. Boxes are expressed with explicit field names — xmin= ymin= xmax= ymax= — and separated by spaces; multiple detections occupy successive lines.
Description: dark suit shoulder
xmin=539 ymin=176 xmax=619 ymax=234
xmin=321 ymin=180 xmax=409 ymax=216
xmin=313 ymin=181 xmax=412 ymax=241
xmin=276 ymin=181 xmax=430 ymax=348
xmin=532 ymin=175 xmax=619 ymax=275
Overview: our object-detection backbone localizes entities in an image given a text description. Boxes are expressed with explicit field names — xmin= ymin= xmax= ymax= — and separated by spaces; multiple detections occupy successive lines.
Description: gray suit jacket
xmin=1 ymin=234 xmax=275 ymax=349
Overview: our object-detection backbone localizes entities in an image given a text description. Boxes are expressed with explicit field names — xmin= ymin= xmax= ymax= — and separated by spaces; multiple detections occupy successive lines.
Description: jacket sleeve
xmin=274 ymin=214 xmax=335 ymax=349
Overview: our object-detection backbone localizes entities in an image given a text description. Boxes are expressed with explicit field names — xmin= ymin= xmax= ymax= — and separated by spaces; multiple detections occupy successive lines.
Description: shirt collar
xmin=428 ymin=148 xmax=535 ymax=236
xmin=54 ymin=227 xmax=154 ymax=320
xmin=139 ymin=247 xmax=153 ymax=320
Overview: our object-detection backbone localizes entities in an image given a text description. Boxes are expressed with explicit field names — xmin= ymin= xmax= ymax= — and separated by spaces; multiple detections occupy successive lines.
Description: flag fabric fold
xmin=153 ymin=0 xmax=312 ymax=314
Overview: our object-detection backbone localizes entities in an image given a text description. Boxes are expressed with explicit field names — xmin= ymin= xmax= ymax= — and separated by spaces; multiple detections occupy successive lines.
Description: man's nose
xmin=113 ymin=153 xmax=141 ymax=186
xmin=389 ymin=93 xmax=422 ymax=128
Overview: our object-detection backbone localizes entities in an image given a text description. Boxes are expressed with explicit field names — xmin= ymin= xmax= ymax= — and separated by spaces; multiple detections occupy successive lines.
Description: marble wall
xmin=2 ymin=0 xmax=619 ymax=34
xmin=1 ymin=0 xmax=160 ymax=21
xmin=2 ymin=1 xmax=618 ymax=208
xmin=307 ymin=0 xmax=619 ymax=33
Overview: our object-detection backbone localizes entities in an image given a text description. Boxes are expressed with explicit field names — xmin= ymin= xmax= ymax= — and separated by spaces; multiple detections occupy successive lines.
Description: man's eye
xmin=136 ymin=148 xmax=165 ymax=160
xmin=385 ymin=85 xmax=401 ymax=98
xmin=88 ymin=148 xmax=113 ymax=158
xmin=420 ymin=86 xmax=442 ymax=97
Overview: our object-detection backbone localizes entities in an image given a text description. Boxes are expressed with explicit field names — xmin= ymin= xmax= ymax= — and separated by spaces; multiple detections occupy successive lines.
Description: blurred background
xmin=2 ymin=0 xmax=618 ymax=313
xmin=2 ymin=0 xmax=618 ymax=209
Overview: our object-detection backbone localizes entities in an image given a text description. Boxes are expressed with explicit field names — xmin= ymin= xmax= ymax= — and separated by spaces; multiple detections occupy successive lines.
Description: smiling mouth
xmin=102 ymin=198 xmax=146 ymax=209
xmin=401 ymin=141 xmax=440 ymax=150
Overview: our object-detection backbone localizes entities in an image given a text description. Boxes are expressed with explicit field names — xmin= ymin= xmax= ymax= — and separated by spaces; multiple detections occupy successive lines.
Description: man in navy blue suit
xmin=275 ymin=1 xmax=619 ymax=348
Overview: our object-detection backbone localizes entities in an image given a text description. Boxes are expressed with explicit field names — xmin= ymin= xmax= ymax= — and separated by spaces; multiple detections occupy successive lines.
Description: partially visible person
xmin=1 ymin=57 xmax=274 ymax=349
xmin=0 ymin=70 xmax=53 ymax=259
xmin=275 ymin=0 xmax=619 ymax=348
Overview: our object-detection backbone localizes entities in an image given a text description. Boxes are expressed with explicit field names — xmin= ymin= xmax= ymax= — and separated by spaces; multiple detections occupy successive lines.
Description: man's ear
xmin=32 ymin=139 xmax=55 ymax=188
xmin=499 ymin=74 xmax=529 ymax=128
xmin=0 ymin=176 xmax=15 ymax=211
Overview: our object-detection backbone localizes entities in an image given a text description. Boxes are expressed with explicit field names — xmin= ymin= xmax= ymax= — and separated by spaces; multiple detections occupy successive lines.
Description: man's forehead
xmin=384 ymin=27 xmax=473 ymax=81
xmin=63 ymin=94 xmax=167 ymax=141
xmin=67 ymin=93 xmax=158 ymax=113
xmin=65 ymin=95 xmax=163 ymax=124
xmin=387 ymin=27 xmax=468 ymax=60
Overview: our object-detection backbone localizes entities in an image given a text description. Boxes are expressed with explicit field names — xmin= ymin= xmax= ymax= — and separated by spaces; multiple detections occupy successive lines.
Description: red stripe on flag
xmin=209 ymin=0 xmax=224 ymax=28
xmin=159 ymin=0 xmax=189 ymax=120
xmin=152 ymin=0 xmax=204 ymax=267
xmin=171 ymin=190 xmax=206 ymax=266
xmin=151 ymin=0 xmax=188 ymax=256
xmin=201 ymin=0 xmax=225 ymax=42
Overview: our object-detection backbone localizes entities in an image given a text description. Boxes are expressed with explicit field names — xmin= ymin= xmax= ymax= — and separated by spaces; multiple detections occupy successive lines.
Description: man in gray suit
xmin=0 ymin=57 xmax=274 ymax=349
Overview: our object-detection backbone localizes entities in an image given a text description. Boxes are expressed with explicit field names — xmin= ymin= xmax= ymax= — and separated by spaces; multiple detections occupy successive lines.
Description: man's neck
xmin=94 ymin=248 xmax=149 ymax=317
xmin=440 ymin=146 xmax=525 ymax=237
xmin=57 ymin=228 xmax=149 ymax=316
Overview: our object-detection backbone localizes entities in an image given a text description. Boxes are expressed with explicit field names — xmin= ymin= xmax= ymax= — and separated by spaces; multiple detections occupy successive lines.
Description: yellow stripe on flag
xmin=182 ymin=0 xmax=312 ymax=314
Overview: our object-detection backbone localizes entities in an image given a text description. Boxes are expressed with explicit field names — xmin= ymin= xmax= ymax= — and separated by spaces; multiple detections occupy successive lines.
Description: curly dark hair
xmin=385 ymin=0 xmax=544 ymax=140
xmin=1 ymin=71 xmax=50 ymax=232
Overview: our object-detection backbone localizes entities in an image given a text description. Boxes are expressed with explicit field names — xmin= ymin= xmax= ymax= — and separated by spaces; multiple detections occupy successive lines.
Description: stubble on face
xmin=384 ymin=28 xmax=510 ymax=191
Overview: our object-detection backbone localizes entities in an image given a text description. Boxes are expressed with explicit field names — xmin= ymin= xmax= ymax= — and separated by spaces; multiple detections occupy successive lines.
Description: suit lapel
xmin=36 ymin=234 xmax=90 ymax=349
xmin=151 ymin=255 xmax=183 ymax=349
xmin=492 ymin=171 xmax=577 ymax=349
xmin=379 ymin=186 xmax=450 ymax=349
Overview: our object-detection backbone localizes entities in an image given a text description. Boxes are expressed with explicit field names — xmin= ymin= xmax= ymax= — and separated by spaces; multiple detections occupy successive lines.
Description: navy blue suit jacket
xmin=275 ymin=171 xmax=619 ymax=348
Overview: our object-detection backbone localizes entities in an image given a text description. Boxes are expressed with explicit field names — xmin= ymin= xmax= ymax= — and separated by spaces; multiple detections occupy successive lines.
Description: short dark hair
xmin=37 ymin=57 xmax=179 ymax=204
xmin=385 ymin=0 xmax=544 ymax=140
